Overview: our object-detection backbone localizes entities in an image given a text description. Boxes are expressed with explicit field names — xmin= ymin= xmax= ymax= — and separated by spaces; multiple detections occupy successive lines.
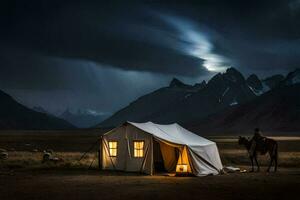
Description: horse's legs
xmin=267 ymin=144 xmax=278 ymax=172
xmin=274 ymin=147 xmax=278 ymax=172
xmin=254 ymin=155 xmax=260 ymax=172
xmin=267 ymin=151 xmax=274 ymax=172
xmin=250 ymin=156 xmax=254 ymax=172
xmin=274 ymin=155 xmax=278 ymax=172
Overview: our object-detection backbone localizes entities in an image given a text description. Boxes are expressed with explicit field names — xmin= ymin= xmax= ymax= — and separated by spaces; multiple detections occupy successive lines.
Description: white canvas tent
xmin=101 ymin=121 xmax=223 ymax=176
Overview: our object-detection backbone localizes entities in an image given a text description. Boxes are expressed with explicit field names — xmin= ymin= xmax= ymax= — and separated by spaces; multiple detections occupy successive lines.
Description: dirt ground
xmin=0 ymin=131 xmax=299 ymax=200
xmin=0 ymin=168 xmax=299 ymax=200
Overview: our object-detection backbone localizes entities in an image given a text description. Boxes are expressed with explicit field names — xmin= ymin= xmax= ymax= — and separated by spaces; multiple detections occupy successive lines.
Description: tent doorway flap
xmin=176 ymin=146 xmax=192 ymax=173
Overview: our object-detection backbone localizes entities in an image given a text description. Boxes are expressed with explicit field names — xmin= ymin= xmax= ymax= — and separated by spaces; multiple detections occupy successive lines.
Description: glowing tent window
xmin=108 ymin=141 xmax=117 ymax=157
xmin=134 ymin=141 xmax=144 ymax=158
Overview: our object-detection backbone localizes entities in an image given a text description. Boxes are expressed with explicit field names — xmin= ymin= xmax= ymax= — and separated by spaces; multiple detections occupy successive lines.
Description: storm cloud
xmin=0 ymin=0 xmax=299 ymax=115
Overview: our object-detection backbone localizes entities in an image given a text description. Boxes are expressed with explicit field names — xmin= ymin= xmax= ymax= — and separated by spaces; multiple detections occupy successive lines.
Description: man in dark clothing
xmin=253 ymin=128 xmax=263 ymax=141
xmin=249 ymin=128 xmax=264 ymax=156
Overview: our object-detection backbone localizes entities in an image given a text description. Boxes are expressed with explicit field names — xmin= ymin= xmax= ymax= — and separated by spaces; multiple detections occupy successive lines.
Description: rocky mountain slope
xmin=99 ymin=68 xmax=256 ymax=127
xmin=99 ymin=68 xmax=300 ymax=134
xmin=188 ymin=83 xmax=300 ymax=134
xmin=0 ymin=90 xmax=75 ymax=129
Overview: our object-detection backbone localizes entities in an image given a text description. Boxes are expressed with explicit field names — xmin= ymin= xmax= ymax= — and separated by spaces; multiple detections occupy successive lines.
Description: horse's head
xmin=238 ymin=136 xmax=247 ymax=145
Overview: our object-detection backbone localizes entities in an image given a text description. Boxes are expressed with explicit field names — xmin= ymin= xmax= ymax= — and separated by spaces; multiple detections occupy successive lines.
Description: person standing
xmin=249 ymin=128 xmax=263 ymax=156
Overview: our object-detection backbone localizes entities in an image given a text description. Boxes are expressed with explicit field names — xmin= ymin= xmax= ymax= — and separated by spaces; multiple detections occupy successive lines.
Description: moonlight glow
xmin=158 ymin=14 xmax=229 ymax=72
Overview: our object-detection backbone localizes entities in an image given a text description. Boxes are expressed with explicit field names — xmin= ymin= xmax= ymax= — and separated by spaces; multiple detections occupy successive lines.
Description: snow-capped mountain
xmin=189 ymin=83 xmax=300 ymax=134
xmin=284 ymin=69 xmax=300 ymax=85
xmin=60 ymin=109 xmax=109 ymax=128
xmin=246 ymin=74 xmax=263 ymax=92
xmin=246 ymin=74 xmax=284 ymax=96
xmin=98 ymin=68 xmax=300 ymax=131
xmin=99 ymin=68 xmax=256 ymax=127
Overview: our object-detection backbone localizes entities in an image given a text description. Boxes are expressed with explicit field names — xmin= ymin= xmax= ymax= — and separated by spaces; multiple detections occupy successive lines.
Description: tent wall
xmin=188 ymin=144 xmax=223 ymax=176
xmin=102 ymin=124 xmax=153 ymax=175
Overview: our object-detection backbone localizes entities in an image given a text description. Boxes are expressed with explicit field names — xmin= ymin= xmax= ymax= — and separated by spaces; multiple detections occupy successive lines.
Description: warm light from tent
xmin=108 ymin=141 xmax=117 ymax=157
xmin=176 ymin=164 xmax=188 ymax=173
xmin=134 ymin=141 xmax=144 ymax=157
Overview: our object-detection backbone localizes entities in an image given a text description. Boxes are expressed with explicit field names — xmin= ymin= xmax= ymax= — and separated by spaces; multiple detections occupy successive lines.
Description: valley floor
xmin=0 ymin=131 xmax=299 ymax=200
xmin=0 ymin=168 xmax=299 ymax=200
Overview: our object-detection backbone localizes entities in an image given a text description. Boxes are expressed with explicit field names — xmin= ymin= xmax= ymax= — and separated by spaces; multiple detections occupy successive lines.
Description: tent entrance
xmin=176 ymin=146 xmax=192 ymax=174
xmin=153 ymin=138 xmax=193 ymax=174
xmin=153 ymin=140 xmax=167 ymax=172
xmin=153 ymin=139 xmax=180 ymax=173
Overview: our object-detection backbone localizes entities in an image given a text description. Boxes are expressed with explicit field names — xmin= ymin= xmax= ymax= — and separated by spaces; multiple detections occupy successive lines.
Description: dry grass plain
xmin=0 ymin=130 xmax=299 ymax=200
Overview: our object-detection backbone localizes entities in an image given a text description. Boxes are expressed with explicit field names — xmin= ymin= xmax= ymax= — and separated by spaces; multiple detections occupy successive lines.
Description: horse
xmin=238 ymin=136 xmax=278 ymax=172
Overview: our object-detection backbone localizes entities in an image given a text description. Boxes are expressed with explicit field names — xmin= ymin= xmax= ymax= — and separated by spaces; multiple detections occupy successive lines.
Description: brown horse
xmin=238 ymin=136 xmax=278 ymax=172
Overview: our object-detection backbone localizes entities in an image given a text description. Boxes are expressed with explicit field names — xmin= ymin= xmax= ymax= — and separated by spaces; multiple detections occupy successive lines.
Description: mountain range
xmin=0 ymin=90 xmax=75 ymax=129
xmin=99 ymin=68 xmax=300 ymax=134
xmin=59 ymin=109 xmax=109 ymax=128
xmin=1 ymin=67 xmax=299 ymax=133
xmin=31 ymin=106 xmax=109 ymax=128
xmin=188 ymin=83 xmax=300 ymax=134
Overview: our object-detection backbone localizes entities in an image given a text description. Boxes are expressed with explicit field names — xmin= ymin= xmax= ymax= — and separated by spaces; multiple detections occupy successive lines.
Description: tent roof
xmin=127 ymin=121 xmax=215 ymax=146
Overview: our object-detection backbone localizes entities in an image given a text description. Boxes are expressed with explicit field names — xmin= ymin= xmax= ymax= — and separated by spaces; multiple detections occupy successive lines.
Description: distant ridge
xmin=0 ymin=89 xmax=75 ymax=129
xmin=59 ymin=109 xmax=109 ymax=128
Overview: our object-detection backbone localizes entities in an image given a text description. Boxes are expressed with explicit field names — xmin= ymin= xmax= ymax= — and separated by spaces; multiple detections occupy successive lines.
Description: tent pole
xmin=78 ymin=140 xmax=98 ymax=162
xmin=98 ymin=136 xmax=103 ymax=170
xmin=139 ymin=142 xmax=150 ymax=173
xmin=103 ymin=138 xmax=117 ymax=170
xmin=151 ymin=137 xmax=154 ymax=175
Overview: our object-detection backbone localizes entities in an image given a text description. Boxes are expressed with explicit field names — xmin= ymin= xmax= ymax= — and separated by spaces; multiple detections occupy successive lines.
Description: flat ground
xmin=0 ymin=130 xmax=300 ymax=200
xmin=1 ymin=168 xmax=300 ymax=200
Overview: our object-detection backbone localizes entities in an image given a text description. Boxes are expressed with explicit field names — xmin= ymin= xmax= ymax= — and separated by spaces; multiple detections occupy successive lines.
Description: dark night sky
xmin=0 ymin=0 xmax=300 ymax=116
